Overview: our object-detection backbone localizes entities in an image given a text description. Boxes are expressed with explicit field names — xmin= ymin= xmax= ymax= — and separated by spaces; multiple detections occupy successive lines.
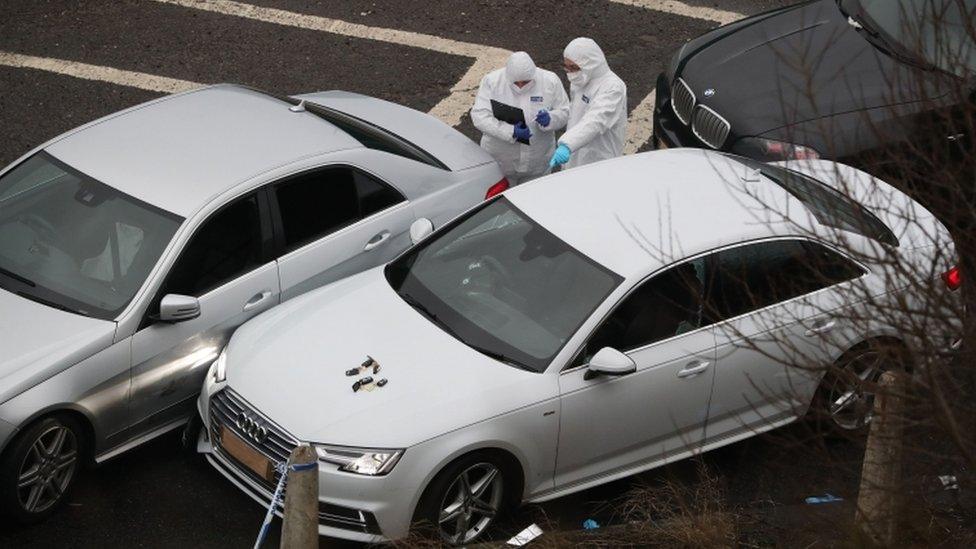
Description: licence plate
xmin=221 ymin=426 xmax=274 ymax=482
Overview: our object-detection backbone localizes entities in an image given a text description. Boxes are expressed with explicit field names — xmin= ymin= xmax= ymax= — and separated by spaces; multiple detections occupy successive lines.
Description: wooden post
xmin=281 ymin=444 xmax=319 ymax=549
xmin=856 ymin=371 xmax=906 ymax=545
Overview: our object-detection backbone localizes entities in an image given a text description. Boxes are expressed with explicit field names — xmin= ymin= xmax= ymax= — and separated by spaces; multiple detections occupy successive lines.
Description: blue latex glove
xmin=549 ymin=143 xmax=571 ymax=167
xmin=535 ymin=109 xmax=551 ymax=128
xmin=513 ymin=121 xmax=532 ymax=142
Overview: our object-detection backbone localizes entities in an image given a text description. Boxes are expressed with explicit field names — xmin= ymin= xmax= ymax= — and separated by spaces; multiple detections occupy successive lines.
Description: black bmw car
xmin=653 ymin=0 xmax=975 ymax=170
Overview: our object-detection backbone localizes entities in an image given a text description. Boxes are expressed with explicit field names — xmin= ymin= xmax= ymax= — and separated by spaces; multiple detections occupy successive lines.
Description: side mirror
xmin=157 ymin=294 xmax=201 ymax=323
xmin=584 ymin=347 xmax=636 ymax=381
xmin=409 ymin=217 xmax=434 ymax=245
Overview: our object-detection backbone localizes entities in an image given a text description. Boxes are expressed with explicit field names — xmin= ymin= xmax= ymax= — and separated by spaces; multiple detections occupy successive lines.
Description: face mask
xmin=567 ymin=71 xmax=588 ymax=87
xmin=511 ymin=81 xmax=531 ymax=95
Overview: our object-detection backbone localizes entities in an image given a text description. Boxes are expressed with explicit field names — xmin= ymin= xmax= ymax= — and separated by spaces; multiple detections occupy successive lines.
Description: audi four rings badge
xmin=235 ymin=411 xmax=269 ymax=444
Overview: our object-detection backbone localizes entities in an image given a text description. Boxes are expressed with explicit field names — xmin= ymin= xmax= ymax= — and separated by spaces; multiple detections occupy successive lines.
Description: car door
xmin=704 ymin=239 xmax=866 ymax=441
xmin=555 ymin=257 xmax=718 ymax=489
xmin=129 ymin=191 xmax=279 ymax=434
xmin=271 ymin=165 xmax=414 ymax=301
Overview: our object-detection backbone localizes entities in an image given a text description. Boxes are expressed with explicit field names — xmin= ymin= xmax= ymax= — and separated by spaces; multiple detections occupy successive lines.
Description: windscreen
xmin=386 ymin=197 xmax=622 ymax=372
xmin=0 ymin=152 xmax=182 ymax=319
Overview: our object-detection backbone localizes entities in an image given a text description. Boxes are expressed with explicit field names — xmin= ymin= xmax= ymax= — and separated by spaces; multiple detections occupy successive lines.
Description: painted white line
xmin=0 ymin=51 xmax=201 ymax=94
xmin=624 ymin=90 xmax=657 ymax=155
xmin=607 ymin=0 xmax=745 ymax=25
xmin=150 ymin=0 xmax=511 ymax=127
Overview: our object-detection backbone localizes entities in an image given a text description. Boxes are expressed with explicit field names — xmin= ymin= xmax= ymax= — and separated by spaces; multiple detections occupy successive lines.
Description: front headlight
xmin=315 ymin=445 xmax=403 ymax=476
xmin=733 ymin=137 xmax=821 ymax=161
xmin=211 ymin=350 xmax=228 ymax=383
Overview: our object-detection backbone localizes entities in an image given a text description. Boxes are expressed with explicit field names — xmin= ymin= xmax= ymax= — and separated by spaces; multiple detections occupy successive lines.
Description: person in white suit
xmin=471 ymin=51 xmax=570 ymax=185
xmin=549 ymin=38 xmax=628 ymax=169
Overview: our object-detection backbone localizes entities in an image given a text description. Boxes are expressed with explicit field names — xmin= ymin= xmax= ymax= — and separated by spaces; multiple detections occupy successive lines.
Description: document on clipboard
xmin=490 ymin=100 xmax=530 ymax=145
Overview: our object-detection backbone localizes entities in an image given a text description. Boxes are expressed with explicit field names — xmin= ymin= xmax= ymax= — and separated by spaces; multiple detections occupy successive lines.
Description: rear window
xmin=729 ymin=155 xmax=899 ymax=247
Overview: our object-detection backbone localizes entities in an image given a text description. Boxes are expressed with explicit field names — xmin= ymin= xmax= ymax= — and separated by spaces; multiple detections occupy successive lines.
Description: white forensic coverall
xmin=559 ymin=38 xmax=628 ymax=169
xmin=471 ymin=52 xmax=570 ymax=184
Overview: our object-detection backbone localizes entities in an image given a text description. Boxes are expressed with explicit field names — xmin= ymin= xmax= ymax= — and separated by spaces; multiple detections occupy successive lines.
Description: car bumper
xmin=196 ymin=384 xmax=419 ymax=542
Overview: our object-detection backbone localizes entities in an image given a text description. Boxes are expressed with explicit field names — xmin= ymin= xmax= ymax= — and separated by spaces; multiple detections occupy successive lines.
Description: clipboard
xmin=490 ymin=99 xmax=530 ymax=145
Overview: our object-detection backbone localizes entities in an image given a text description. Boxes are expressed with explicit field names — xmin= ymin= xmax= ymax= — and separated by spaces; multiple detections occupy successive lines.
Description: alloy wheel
xmin=825 ymin=350 xmax=885 ymax=431
xmin=437 ymin=462 xmax=504 ymax=545
xmin=16 ymin=423 xmax=78 ymax=514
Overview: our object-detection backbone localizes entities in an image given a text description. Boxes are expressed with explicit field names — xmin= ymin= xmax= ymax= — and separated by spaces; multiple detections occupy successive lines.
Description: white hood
xmin=224 ymin=267 xmax=555 ymax=448
xmin=563 ymin=37 xmax=610 ymax=85
xmin=0 ymin=289 xmax=116 ymax=404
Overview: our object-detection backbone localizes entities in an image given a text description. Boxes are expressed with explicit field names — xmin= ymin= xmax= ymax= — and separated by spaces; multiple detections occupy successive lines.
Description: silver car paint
xmin=0 ymin=85 xmax=501 ymax=463
xmin=197 ymin=150 xmax=956 ymax=542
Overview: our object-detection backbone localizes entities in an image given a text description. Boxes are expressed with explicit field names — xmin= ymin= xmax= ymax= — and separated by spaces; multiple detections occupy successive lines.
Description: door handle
xmin=363 ymin=231 xmax=391 ymax=251
xmin=242 ymin=290 xmax=273 ymax=312
xmin=677 ymin=361 xmax=710 ymax=379
xmin=804 ymin=319 xmax=836 ymax=337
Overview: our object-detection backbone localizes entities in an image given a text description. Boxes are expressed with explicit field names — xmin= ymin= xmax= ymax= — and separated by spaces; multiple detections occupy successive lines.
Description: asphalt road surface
xmin=0 ymin=1 xmax=861 ymax=547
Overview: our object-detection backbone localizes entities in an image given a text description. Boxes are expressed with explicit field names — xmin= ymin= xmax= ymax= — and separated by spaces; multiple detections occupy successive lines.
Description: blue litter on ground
xmin=805 ymin=493 xmax=844 ymax=504
xmin=582 ymin=518 xmax=600 ymax=530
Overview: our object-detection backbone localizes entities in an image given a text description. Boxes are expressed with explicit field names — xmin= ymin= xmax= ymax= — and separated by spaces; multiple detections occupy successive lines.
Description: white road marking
xmin=607 ymin=0 xmax=745 ymax=25
xmin=625 ymin=90 xmax=657 ymax=154
xmin=150 ymin=0 xmax=511 ymax=127
xmin=0 ymin=51 xmax=201 ymax=94
xmin=1 ymin=0 xmax=749 ymax=153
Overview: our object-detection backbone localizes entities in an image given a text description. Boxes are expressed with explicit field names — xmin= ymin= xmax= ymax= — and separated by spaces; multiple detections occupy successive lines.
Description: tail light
xmin=943 ymin=266 xmax=962 ymax=291
xmin=485 ymin=177 xmax=510 ymax=200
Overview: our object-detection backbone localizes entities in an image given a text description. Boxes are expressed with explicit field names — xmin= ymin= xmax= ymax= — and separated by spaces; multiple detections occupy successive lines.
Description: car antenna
xmin=289 ymin=99 xmax=307 ymax=113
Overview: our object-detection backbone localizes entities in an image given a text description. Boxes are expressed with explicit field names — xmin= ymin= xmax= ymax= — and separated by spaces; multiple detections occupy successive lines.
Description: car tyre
xmin=414 ymin=452 xmax=517 ymax=546
xmin=0 ymin=415 xmax=85 ymax=524
xmin=812 ymin=341 xmax=906 ymax=435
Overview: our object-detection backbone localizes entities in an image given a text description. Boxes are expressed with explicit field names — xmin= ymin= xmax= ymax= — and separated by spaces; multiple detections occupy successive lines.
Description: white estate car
xmin=0 ymin=84 xmax=504 ymax=522
xmin=197 ymin=149 xmax=955 ymax=544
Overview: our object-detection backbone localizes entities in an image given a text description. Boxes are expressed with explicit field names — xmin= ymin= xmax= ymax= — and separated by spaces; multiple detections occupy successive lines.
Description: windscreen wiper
xmin=16 ymin=291 xmax=89 ymax=317
xmin=466 ymin=344 xmax=536 ymax=373
xmin=0 ymin=266 xmax=36 ymax=287
xmin=399 ymin=292 xmax=463 ymax=340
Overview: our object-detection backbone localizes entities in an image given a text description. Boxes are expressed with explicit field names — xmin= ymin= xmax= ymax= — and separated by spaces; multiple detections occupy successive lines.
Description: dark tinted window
xmin=356 ymin=172 xmax=404 ymax=216
xmin=584 ymin=258 xmax=707 ymax=360
xmin=275 ymin=168 xmax=403 ymax=253
xmin=303 ymin=103 xmax=448 ymax=170
xmin=165 ymin=195 xmax=263 ymax=297
xmin=728 ymin=156 xmax=898 ymax=247
xmin=705 ymin=240 xmax=863 ymax=322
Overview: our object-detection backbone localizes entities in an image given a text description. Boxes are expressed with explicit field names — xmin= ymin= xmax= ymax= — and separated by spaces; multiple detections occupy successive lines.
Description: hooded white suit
xmin=471 ymin=52 xmax=570 ymax=184
xmin=560 ymin=38 xmax=628 ymax=168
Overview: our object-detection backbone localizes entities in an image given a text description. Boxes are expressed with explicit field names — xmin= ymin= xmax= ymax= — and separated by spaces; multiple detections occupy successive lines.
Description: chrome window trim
xmin=559 ymin=235 xmax=869 ymax=375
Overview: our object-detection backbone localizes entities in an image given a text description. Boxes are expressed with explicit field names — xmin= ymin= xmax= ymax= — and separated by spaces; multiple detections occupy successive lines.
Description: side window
xmin=276 ymin=168 xmax=359 ymax=253
xmin=274 ymin=168 xmax=404 ymax=254
xmin=165 ymin=194 xmax=264 ymax=297
xmin=582 ymin=257 xmax=707 ymax=362
xmin=355 ymin=171 xmax=404 ymax=217
xmin=705 ymin=239 xmax=863 ymax=322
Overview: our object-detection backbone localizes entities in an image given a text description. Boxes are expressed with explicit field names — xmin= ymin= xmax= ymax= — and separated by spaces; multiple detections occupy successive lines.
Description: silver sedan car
xmin=198 ymin=149 xmax=957 ymax=544
xmin=0 ymin=84 xmax=504 ymax=522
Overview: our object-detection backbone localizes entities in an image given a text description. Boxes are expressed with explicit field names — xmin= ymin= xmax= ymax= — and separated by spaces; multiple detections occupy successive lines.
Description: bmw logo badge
xmin=703 ymin=88 xmax=716 ymax=97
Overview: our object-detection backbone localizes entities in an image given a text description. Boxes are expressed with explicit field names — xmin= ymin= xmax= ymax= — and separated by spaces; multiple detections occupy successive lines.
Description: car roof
xmin=44 ymin=85 xmax=362 ymax=217
xmin=506 ymin=149 xmax=815 ymax=279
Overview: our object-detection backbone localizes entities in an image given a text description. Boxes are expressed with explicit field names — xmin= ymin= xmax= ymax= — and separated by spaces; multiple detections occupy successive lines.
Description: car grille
xmin=210 ymin=388 xmax=298 ymax=492
xmin=208 ymin=389 xmax=381 ymax=535
xmin=670 ymin=78 xmax=695 ymax=125
xmin=691 ymin=105 xmax=731 ymax=149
